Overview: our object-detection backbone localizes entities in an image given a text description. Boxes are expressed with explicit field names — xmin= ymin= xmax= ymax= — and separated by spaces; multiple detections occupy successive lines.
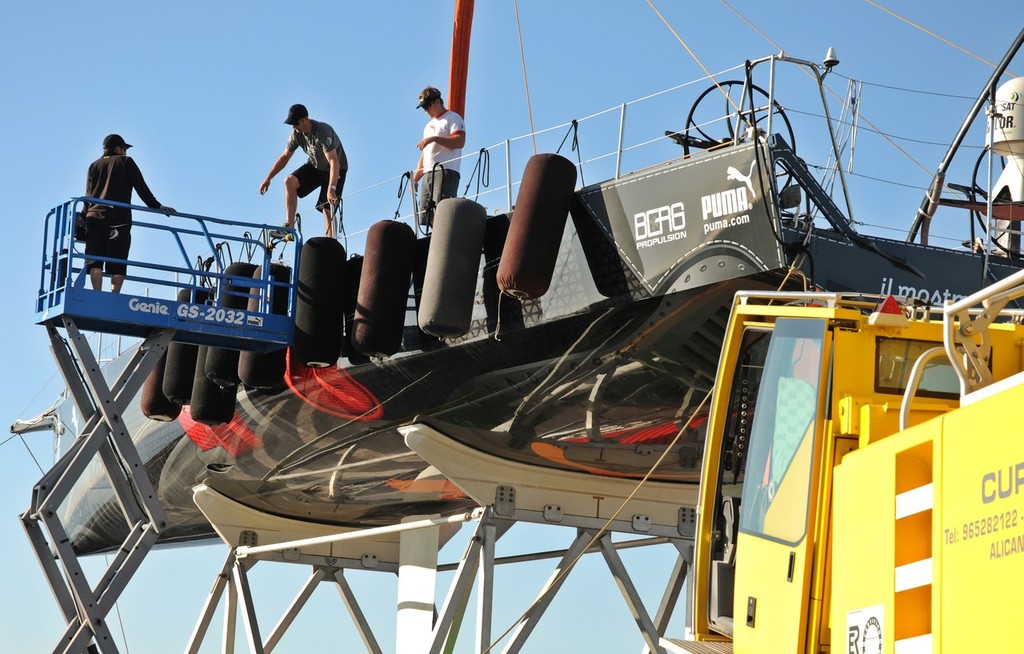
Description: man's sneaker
xmin=269 ymin=224 xmax=293 ymax=241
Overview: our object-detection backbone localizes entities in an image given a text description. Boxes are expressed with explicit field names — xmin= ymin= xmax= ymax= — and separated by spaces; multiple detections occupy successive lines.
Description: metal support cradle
xmin=185 ymin=494 xmax=694 ymax=653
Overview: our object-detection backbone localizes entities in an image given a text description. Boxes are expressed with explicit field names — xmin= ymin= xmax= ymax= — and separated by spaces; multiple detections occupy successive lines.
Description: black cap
xmin=102 ymin=134 xmax=132 ymax=150
xmin=284 ymin=103 xmax=309 ymax=125
xmin=416 ymin=87 xmax=442 ymax=109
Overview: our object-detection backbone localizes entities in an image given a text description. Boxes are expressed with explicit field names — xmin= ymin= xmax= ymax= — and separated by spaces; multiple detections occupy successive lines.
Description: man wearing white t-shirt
xmin=413 ymin=86 xmax=465 ymax=226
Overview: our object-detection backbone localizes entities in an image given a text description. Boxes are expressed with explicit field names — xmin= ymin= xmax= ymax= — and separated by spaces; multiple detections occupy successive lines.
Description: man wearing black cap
xmin=414 ymin=86 xmax=465 ymax=226
xmin=83 ymin=134 xmax=176 ymax=293
xmin=259 ymin=104 xmax=348 ymax=238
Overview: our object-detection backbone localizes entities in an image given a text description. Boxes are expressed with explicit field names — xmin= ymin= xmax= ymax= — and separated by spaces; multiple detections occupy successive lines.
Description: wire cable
xmin=722 ymin=0 xmax=934 ymax=178
xmin=483 ymin=387 xmax=713 ymax=652
xmin=863 ymin=0 xmax=1011 ymax=75
xmin=647 ymin=0 xmax=743 ymax=116
xmin=513 ymin=0 xmax=537 ymax=155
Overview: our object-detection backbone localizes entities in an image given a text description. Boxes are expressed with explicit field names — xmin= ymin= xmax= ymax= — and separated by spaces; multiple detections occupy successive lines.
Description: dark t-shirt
xmin=84 ymin=154 xmax=161 ymax=225
xmin=286 ymin=120 xmax=349 ymax=172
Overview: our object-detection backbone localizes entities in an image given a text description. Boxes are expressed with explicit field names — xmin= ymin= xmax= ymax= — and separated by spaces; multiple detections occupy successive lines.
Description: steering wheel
xmin=681 ymin=80 xmax=797 ymax=158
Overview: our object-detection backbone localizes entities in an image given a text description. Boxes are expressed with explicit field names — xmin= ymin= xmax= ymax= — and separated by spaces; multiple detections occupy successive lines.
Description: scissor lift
xmin=23 ymin=198 xmax=300 ymax=654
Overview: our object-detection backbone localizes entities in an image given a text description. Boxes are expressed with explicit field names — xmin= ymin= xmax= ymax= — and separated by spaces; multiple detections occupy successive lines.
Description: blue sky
xmin=2 ymin=1 xmax=1021 ymax=651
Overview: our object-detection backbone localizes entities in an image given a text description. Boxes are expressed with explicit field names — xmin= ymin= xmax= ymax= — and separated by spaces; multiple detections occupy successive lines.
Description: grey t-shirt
xmin=287 ymin=119 xmax=348 ymax=171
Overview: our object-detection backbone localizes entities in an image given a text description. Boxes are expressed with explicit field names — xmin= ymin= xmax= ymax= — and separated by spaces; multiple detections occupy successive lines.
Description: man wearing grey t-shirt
xmin=260 ymin=103 xmax=348 ymax=238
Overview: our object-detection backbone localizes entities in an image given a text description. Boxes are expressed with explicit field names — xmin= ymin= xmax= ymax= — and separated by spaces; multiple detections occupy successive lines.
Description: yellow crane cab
xmin=689 ymin=280 xmax=1024 ymax=653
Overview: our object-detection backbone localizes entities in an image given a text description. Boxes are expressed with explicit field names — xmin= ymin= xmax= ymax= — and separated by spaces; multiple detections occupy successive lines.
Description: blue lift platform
xmin=24 ymin=198 xmax=302 ymax=654
xmin=36 ymin=197 xmax=300 ymax=349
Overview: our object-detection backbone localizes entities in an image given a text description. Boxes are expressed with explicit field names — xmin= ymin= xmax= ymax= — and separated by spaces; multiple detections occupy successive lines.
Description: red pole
xmin=447 ymin=0 xmax=475 ymax=118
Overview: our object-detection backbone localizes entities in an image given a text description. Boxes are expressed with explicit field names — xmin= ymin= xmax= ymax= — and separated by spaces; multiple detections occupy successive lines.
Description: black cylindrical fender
xmin=141 ymin=350 xmax=180 ymax=421
xmin=189 ymin=346 xmax=237 ymax=426
xmin=418 ymin=198 xmax=487 ymax=338
xmin=205 ymin=262 xmax=259 ymax=387
xmin=497 ymin=153 xmax=577 ymax=299
xmin=163 ymin=287 xmax=210 ymax=404
xmin=352 ymin=220 xmax=415 ymax=357
xmin=239 ymin=262 xmax=292 ymax=390
xmin=293 ymin=237 xmax=347 ymax=368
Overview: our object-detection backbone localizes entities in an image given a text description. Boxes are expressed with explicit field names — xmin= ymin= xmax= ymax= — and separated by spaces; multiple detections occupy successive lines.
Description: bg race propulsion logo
xmin=631 ymin=159 xmax=757 ymax=249
xmin=632 ymin=201 xmax=687 ymax=249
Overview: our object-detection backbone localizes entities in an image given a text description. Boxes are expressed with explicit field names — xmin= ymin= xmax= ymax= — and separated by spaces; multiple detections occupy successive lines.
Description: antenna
xmin=823 ymin=47 xmax=840 ymax=72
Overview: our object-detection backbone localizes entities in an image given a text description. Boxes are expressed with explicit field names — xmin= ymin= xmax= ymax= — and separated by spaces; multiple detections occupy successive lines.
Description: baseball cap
xmin=102 ymin=134 xmax=132 ymax=150
xmin=416 ymin=87 xmax=441 ymax=109
xmin=284 ymin=103 xmax=309 ymax=125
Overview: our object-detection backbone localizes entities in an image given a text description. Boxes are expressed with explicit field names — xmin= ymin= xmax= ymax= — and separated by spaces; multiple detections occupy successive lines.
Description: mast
xmin=448 ymin=0 xmax=475 ymax=118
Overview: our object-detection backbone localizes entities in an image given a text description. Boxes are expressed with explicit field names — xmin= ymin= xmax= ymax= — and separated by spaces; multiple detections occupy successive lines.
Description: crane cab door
xmin=704 ymin=317 xmax=829 ymax=652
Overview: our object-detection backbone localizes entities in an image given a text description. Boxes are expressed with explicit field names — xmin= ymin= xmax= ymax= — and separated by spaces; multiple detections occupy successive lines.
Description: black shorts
xmin=290 ymin=163 xmax=347 ymax=212
xmin=85 ymin=222 xmax=132 ymax=275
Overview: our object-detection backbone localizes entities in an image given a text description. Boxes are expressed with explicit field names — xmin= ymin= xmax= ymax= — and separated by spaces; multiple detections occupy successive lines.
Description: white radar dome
xmin=988 ymin=77 xmax=1024 ymax=156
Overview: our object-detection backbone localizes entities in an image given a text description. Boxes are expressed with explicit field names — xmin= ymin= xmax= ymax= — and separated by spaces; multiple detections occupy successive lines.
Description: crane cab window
xmin=739 ymin=318 xmax=825 ymax=544
xmin=875 ymin=337 xmax=959 ymax=399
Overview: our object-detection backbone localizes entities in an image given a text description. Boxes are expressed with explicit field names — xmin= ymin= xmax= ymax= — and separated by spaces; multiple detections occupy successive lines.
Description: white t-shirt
xmin=422 ymin=110 xmax=465 ymax=173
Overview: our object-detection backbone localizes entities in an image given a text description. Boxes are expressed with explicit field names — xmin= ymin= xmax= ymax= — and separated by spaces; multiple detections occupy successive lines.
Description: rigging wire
xmin=646 ymin=0 xmax=742 ymax=116
xmin=462 ymin=148 xmax=491 ymax=200
xmin=512 ymin=0 xmax=537 ymax=155
xmin=720 ymin=0 xmax=934 ymax=178
xmin=834 ymin=73 xmax=976 ymax=100
xmin=782 ymin=105 xmax=982 ymax=151
xmin=863 ymin=0 xmax=1012 ymax=76
xmin=720 ymin=0 xmax=783 ymax=53
xmin=1 ymin=434 xmax=46 ymax=474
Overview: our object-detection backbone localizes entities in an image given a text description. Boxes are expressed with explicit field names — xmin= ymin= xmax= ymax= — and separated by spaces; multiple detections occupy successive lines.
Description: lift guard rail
xmin=36 ymin=197 xmax=301 ymax=352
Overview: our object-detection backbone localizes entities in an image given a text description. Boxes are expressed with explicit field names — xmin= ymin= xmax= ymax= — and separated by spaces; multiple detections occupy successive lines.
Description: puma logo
xmin=726 ymin=160 xmax=757 ymax=199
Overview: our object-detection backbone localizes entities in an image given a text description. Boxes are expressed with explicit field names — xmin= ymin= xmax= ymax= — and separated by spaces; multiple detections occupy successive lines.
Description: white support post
xmin=397 ymin=514 xmax=441 ymax=654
